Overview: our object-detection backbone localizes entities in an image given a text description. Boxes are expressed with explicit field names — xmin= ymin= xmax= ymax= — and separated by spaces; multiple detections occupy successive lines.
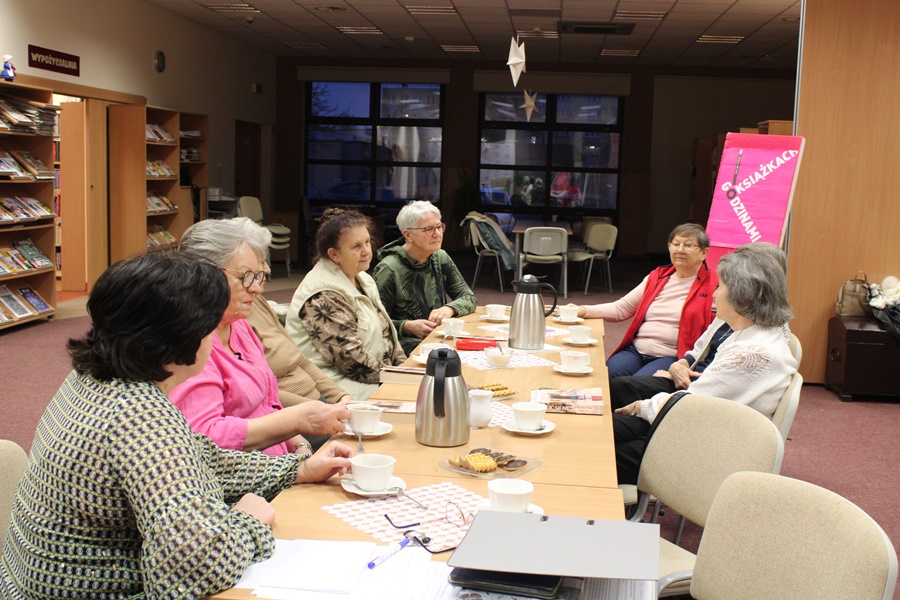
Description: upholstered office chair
xmin=237 ymin=196 xmax=292 ymax=278
xmin=628 ymin=395 xmax=785 ymax=597
xmin=567 ymin=221 xmax=618 ymax=294
xmin=660 ymin=472 xmax=898 ymax=600
xmin=1 ymin=439 xmax=28 ymax=547
xmin=518 ymin=226 xmax=568 ymax=299
xmin=469 ymin=220 xmax=505 ymax=293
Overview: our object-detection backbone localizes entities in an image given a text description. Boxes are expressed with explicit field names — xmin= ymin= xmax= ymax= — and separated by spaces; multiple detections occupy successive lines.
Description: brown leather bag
xmin=836 ymin=272 xmax=872 ymax=317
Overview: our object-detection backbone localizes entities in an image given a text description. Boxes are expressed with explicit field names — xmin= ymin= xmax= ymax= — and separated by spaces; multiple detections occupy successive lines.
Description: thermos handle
xmin=433 ymin=358 xmax=446 ymax=418
xmin=541 ymin=283 xmax=558 ymax=317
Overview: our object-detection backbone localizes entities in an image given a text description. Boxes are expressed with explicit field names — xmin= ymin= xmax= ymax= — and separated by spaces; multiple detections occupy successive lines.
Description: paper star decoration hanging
xmin=507 ymin=36 xmax=526 ymax=87
xmin=520 ymin=90 xmax=539 ymax=122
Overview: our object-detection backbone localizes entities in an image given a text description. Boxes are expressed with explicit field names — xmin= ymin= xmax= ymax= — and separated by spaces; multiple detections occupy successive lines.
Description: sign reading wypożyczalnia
xmin=705 ymin=132 xmax=805 ymax=271
xmin=28 ymin=45 xmax=80 ymax=77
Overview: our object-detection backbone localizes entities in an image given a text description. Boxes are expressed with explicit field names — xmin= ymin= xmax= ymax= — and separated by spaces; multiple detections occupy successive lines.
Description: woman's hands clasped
xmin=295 ymin=441 xmax=355 ymax=484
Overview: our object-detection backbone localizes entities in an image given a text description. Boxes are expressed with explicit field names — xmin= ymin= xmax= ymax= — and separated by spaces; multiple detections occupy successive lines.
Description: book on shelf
xmin=9 ymin=150 xmax=55 ymax=179
xmin=146 ymin=160 xmax=176 ymax=178
xmin=146 ymin=224 xmax=177 ymax=247
xmin=17 ymin=286 xmax=53 ymax=313
xmin=11 ymin=238 xmax=54 ymax=269
xmin=180 ymin=148 xmax=201 ymax=162
xmin=0 ymin=151 xmax=33 ymax=180
xmin=180 ymin=130 xmax=202 ymax=138
xmin=0 ymin=98 xmax=34 ymax=126
xmin=0 ymin=204 xmax=14 ymax=223
xmin=146 ymin=123 xmax=175 ymax=143
xmin=0 ymin=284 xmax=36 ymax=319
xmin=146 ymin=193 xmax=168 ymax=212
xmin=0 ymin=246 xmax=32 ymax=273
xmin=14 ymin=196 xmax=54 ymax=217
xmin=0 ymin=197 xmax=37 ymax=221
xmin=529 ymin=387 xmax=604 ymax=415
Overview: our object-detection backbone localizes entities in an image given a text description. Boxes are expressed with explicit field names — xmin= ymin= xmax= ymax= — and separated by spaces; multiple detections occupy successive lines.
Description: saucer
xmin=501 ymin=418 xmax=556 ymax=435
xmin=476 ymin=500 xmax=544 ymax=515
xmin=552 ymin=365 xmax=594 ymax=376
xmin=480 ymin=315 xmax=510 ymax=323
xmin=412 ymin=354 xmax=429 ymax=365
xmin=553 ymin=316 xmax=584 ymax=324
xmin=340 ymin=476 xmax=406 ymax=497
xmin=343 ymin=422 xmax=393 ymax=438
xmin=561 ymin=336 xmax=598 ymax=347
xmin=435 ymin=329 xmax=467 ymax=338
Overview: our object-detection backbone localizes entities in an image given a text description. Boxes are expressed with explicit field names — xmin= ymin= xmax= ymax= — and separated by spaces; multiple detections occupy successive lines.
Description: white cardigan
xmin=640 ymin=323 xmax=797 ymax=423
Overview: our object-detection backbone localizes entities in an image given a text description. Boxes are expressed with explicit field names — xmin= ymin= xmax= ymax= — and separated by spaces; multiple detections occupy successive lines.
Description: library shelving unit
xmin=108 ymin=104 xmax=194 ymax=262
xmin=179 ymin=112 xmax=209 ymax=223
xmin=0 ymin=82 xmax=58 ymax=330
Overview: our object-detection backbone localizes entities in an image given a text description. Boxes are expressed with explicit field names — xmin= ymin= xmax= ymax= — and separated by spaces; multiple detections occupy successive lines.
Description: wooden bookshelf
xmin=0 ymin=82 xmax=58 ymax=330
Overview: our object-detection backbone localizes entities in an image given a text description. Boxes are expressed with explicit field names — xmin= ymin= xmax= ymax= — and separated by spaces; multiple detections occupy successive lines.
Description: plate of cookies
xmin=439 ymin=447 xmax=541 ymax=479
xmin=472 ymin=383 xmax=517 ymax=400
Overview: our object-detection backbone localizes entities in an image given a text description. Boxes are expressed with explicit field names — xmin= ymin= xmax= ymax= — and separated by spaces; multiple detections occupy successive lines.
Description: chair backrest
xmin=0 ymin=439 xmax=28 ymax=547
xmin=692 ymin=472 xmax=898 ymax=600
xmin=770 ymin=371 xmax=803 ymax=441
xmin=523 ymin=227 xmax=568 ymax=256
xmin=637 ymin=395 xmax=784 ymax=528
xmin=238 ymin=195 xmax=264 ymax=224
xmin=468 ymin=220 xmax=488 ymax=253
xmin=788 ymin=332 xmax=803 ymax=363
xmin=584 ymin=222 xmax=618 ymax=254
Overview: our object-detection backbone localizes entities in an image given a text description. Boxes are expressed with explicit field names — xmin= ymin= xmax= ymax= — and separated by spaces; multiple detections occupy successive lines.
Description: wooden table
xmin=211 ymin=308 xmax=620 ymax=600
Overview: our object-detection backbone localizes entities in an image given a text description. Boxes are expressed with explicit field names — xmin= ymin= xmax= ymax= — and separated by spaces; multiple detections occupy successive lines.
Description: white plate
xmin=476 ymin=500 xmax=544 ymax=515
xmin=343 ymin=422 xmax=393 ymax=438
xmin=553 ymin=316 xmax=584 ymax=324
xmin=480 ymin=315 xmax=510 ymax=323
xmin=501 ymin=419 xmax=556 ymax=435
xmin=553 ymin=365 xmax=594 ymax=376
xmin=561 ymin=336 xmax=598 ymax=347
xmin=340 ymin=476 xmax=406 ymax=497
xmin=412 ymin=353 xmax=429 ymax=365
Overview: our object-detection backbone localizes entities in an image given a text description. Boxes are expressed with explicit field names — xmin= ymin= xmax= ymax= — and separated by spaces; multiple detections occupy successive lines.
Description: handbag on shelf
xmin=835 ymin=271 xmax=872 ymax=317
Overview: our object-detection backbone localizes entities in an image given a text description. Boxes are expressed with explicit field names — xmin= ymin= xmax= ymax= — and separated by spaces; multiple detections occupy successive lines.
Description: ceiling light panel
xmin=697 ymin=35 xmax=745 ymax=43
xmin=204 ymin=2 xmax=260 ymax=12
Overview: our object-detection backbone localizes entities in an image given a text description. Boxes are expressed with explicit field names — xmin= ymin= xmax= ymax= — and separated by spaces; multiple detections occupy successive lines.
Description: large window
xmin=478 ymin=93 xmax=623 ymax=217
xmin=305 ymin=82 xmax=443 ymax=213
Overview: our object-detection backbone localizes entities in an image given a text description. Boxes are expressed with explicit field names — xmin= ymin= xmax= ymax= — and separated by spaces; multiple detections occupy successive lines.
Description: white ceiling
xmin=144 ymin=0 xmax=801 ymax=69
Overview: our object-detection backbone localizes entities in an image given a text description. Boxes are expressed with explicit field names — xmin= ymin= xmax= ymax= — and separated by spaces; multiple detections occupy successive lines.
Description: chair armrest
xmin=658 ymin=570 xmax=693 ymax=595
xmin=628 ymin=490 xmax=652 ymax=522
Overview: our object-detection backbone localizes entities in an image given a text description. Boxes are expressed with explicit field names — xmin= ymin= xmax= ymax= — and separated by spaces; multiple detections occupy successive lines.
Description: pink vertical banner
xmin=705 ymin=133 xmax=805 ymax=270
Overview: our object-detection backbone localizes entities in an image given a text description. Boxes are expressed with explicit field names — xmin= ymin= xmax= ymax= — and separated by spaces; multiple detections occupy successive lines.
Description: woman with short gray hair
xmin=612 ymin=244 xmax=797 ymax=484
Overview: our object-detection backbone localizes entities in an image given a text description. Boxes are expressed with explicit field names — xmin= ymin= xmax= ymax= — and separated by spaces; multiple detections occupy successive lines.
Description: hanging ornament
xmin=506 ymin=37 xmax=526 ymax=87
xmin=520 ymin=90 xmax=539 ymax=122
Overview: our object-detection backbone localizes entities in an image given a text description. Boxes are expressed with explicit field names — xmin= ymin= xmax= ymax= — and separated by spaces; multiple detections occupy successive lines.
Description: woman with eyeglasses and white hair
xmin=566 ymin=223 xmax=718 ymax=379
xmin=171 ymin=218 xmax=350 ymax=456
xmin=373 ymin=200 xmax=476 ymax=355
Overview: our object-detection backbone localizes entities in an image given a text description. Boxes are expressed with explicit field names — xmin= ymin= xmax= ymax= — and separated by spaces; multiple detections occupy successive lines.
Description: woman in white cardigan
xmin=285 ymin=208 xmax=405 ymax=401
xmin=613 ymin=243 xmax=797 ymax=484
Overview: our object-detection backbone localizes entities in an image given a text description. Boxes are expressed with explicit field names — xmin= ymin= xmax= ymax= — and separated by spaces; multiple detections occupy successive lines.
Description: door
xmin=234 ymin=120 xmax=261 ymax=198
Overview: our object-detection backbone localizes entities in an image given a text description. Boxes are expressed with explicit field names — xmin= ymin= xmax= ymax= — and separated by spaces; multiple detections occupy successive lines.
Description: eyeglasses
xmin=407 ymin=223 xmax=446 ymax=236
xmin=384 ymin=502 xmax=475 ymax=554
xmin=222 ymin=268 xmax=266 ymax=289
xmin=669 ymin=241 xmax=700 ymax=252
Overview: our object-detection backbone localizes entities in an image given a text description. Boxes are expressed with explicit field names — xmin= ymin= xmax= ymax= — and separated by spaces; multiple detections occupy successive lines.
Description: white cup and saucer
xmin=502 ymin=401 xmax=555 ymax=435
xmin=562 ymin=325 xmax=597 ymax=347
xmin=342 ymin=453 xmax=405 ymax=497
xmin=440 ymin=317 xmax=465 ymax=337
xmin=344 ymin=403 xmax=392 ymax=437
xmin=476 ymin=479 xmax=543 ymax=514
xmin=554 ymin=305 xmax=584 ymax=324
xmin=413 ymin=342 xmax=451 ymax=364
xmin=554 ymin=350 xmax=593 ymax=375
xmin=481 ymin=304 xmax=509 ymax=322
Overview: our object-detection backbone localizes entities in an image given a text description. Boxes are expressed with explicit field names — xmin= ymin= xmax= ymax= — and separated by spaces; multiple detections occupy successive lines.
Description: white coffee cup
xmin=484 ymin=346 xmax=513 ymax=367
xmin=485 ymin=304 xmax=506 ymax=320
xmin=350 ymin=454 xmax=396 ymax=492
xmin=442 ymin=317 xmax=464 ymax=336
xmin=568 ymin=325 xmax=592 ymax=344
xmin=512 ymin=401 xmax=547 ymax=431
xmin=488 ymin=479 xmax=534 ymax=512
xmin=347 ymin=403 xmax=384 ymax=434
xmin=419 ymin=342 xmax=450 ymax=358
xmin=558 ymin=305 xmax=579 ymax=322
xmin=560 ymin=350 xmax=590 ymax=371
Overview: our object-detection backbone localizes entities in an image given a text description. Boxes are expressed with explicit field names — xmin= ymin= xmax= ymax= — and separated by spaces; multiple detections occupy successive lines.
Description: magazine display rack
xmin=0 ymin=82 xmax=58 ymax=330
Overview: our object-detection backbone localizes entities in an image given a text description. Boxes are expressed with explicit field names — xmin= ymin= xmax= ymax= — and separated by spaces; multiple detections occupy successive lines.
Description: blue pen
xmin=367 ymin=537 xmax=410 ymax=569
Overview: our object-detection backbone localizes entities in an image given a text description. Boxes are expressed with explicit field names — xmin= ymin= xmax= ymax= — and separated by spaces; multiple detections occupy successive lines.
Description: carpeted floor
xmin=2 ymin=253 xmax=898 ymax=597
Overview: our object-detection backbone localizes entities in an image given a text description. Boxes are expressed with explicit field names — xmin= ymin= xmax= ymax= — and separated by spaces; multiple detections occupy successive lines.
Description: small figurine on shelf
xmin=1 ymin=55 xmax=15 ymax=81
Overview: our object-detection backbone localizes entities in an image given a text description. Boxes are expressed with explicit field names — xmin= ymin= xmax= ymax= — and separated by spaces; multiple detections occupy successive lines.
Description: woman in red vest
xmin=572 ymin=223 xmax=717 ymax=378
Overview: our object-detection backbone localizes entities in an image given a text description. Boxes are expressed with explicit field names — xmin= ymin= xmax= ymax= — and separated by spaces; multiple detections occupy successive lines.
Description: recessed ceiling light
xmin=407 ymin=6 xmax=458 ymax=16
xmin=601 ymin=49 xmax=640 ymax=57
xmin=315 ymin=6 xmax=346 ymax=12
xmin=204 ymin=2 xmax=259 ymax=13
xmin=517 ymin=30 xmax=559 ymax=39
xmin=284 ymin=41 xmax=327 ymax=50
xmin=782 ymin=17 xmax=800 ymax=23
xmin=337 ymin=26 xmax=383 ymax=35
xmin=441 ymin=44 xmax=480 ymax=53
xmin=613 ymin=11 xmax=666 ymax=20
xmin=696 ymin=35 xmax=744 ymax=44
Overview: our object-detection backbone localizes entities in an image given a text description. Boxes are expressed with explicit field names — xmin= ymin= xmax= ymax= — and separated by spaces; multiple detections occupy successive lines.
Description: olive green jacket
xmin=373 ymin=238 xmax=477 ymax=354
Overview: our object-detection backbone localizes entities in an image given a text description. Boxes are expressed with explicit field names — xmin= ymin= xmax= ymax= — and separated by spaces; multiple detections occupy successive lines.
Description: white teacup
xmin=347 ymin=403 xmax=384 ymax=434
xmin=484 ymin=346 xmax=513 ymax=367
xmin=512 ymin=401 xmax=547 ymax=431
xmin=442 ymin=317 xmax=464 ymax=336
xmin=419 ymin=342 xmax=450 ymax=358
xmin=558 ymin=305 xmax=579 ymax=322
xmin=350 ymin=454 xmax=396 ymax=492
xmin=485 ymin=304 xmax=506 ymax=320
xmin=488 ymin=479 xmax=534 ymax=512
xmin=559 ymin=350 xmax=590 ymax=371
xmin=568 ymin=325 xmax=592 ymax=344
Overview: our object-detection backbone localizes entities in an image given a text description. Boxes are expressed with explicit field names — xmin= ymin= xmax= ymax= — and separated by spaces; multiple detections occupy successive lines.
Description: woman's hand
xmin=428 ymin=306 xmax=455 ymax=325
xmin=668 ymin=361 xmax=700 ymax=389
xmin=614 ymin=402 xmax=641 ymax=418
xmin=337 ymin=395 xmax=353 ymax=406
xmin=403 ymin=319 xmax=437 ymax=339
xmin=286 ymin=434 xmax=312 ymax=454
xmin=289 ymin=402 xmax=349 ymax=436
xmin=295 ymin=441 xmax=355 ymax=484
xmin=232 ymin=493 xmax=275 ymax=526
